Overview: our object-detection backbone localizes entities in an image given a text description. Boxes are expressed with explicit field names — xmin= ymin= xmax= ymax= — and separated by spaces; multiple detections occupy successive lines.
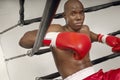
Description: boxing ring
xmin=0 ymin=0 xmax=120 ymax=80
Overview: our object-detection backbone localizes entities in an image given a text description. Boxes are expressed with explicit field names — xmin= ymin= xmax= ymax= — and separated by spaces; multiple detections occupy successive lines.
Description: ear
xmin=62 ymin=12 xmax=66 ymax=20
xmin=62 ymin=12 xmax=68 ymax=24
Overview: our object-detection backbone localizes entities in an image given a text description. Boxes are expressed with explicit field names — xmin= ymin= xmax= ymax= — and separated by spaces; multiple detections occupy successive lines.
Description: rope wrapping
xmin=30 ymin=0 xmax=61 ymax=56
xmin=19 ymin=0 xmax=25 ymax=24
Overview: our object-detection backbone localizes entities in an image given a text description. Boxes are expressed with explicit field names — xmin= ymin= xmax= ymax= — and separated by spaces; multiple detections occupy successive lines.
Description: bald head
xmin=64 ymin=0 xmax=84 ymax=14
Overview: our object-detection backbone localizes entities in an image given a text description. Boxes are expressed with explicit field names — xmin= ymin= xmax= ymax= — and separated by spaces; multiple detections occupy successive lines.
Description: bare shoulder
xmin=82 ymin=25 xmax=98 ymax=42
xmin=80 ymin=25 xmax=90 ymax=33
xmin=26 ymin=24 xmax=62 ymax=34
xmin=81 ymin=25 xmax=90 ymax=30
xmin=47 ymin=24 xmax=63 ymax=32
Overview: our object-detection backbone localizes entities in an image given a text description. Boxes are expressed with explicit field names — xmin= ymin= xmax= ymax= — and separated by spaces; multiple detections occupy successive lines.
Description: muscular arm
xmin=19 ymin=24 xmax=62 ymax=49
xmin=90 ymin=31 xmax=98 ymax=42
xmin=80 ymin=25 xmax=98 ymax=42
xmin=85 ymin=26 xmax=120 ymax=52
xmin=19 ymin=30 xmax=38 ymax=49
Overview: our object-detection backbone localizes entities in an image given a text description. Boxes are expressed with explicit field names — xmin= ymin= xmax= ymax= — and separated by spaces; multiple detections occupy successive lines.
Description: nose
xmin=76 ymin=14 xmax=82 ymax=20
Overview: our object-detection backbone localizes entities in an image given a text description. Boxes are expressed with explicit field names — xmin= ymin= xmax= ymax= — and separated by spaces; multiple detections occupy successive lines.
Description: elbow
xmin=19 ymin=38 xmax=33 ymax=49
xmin=19 ymin=32 xmax=34 ymax=49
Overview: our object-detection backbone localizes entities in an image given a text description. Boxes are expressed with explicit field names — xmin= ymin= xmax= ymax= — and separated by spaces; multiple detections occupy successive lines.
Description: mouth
xmin=76 ymin=23 xmax=82 ymax=26
xmin=75 ymin=22 xmax=83 ymax=26
xmin=75 ymin=23 xmax=83 ymax=27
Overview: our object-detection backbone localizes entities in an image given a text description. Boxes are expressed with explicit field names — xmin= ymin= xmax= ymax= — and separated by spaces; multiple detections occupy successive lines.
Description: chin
xmin=73 ymin=27 xmax=81 ymax=31
xmin=75 ymin=25 xmax=82 ymax=29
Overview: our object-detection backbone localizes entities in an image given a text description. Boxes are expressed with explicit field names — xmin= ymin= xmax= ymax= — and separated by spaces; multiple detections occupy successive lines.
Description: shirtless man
xmin=19 ymin=0 xmax=120 ymax=80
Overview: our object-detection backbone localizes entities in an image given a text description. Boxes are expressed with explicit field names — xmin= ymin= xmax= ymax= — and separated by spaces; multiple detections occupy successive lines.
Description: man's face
xmin=64 ymin=1 xmax=85 ymax=31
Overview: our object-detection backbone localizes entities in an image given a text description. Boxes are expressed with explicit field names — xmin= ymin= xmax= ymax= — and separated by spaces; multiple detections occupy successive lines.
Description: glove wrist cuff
xmin=98 ymin=34 xmax=108 ymax=43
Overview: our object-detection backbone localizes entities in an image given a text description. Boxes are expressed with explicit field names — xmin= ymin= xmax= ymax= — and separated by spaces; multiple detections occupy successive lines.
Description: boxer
xmin=19 ymin=0 xmax=120 ymax=79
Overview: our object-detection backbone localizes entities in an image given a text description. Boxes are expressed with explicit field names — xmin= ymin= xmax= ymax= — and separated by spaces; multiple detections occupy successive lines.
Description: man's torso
xmin=48 ymin=24 xmax=92 ymax=78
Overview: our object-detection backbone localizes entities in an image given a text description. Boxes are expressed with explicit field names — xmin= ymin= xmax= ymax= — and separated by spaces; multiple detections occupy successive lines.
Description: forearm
xmin=19 ymin=37 xmax=35 ymax=49
xmin=90 ymin=31 xmax=98 ymax=42
xmin=97 ymin=34 xmax=120 ymax=52
xmin=90 ymin=31 xmax=120 ymax=52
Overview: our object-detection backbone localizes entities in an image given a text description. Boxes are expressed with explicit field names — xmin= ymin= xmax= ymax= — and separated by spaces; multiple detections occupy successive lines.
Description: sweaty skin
xmin=19 ymin=0 xmax=98 ymax=79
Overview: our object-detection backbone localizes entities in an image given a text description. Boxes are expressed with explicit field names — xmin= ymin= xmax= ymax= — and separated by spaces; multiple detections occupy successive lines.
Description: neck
xmin=64 ymin=25 xmax=81 ymax=32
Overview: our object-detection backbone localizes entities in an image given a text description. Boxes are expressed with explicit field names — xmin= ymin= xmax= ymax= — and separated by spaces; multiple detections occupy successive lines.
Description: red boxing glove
xmin=43 ymin=32 xmax=91 ymax=60
xmin=98 ymin=34 xmax=120 ymax=52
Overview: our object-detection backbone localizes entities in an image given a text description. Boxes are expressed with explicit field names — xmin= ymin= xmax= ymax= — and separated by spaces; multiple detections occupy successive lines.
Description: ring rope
xmin=5 ymin=48 xmax=51 ymax=61
xmin=5 ymin=30 xmax=120 ymax=61
xmin=0 ymin=23 xmax=20 ymax=34
xmin=21 ymin=1 xmax=120 ymax=25
xmin=29 ymin=0 xmax=61 ymax=56
xmin=36 ymin=53 xmax=120 ymax=80
xmin=0 ymin=1 xmax=120 ymax=35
